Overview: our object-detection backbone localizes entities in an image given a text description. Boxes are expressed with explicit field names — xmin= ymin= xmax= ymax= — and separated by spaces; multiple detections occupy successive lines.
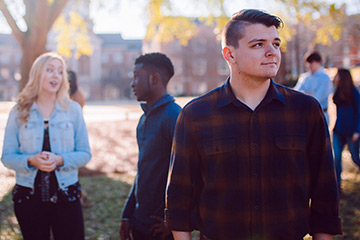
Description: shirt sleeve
xmin=307 ymin=102 xmax=342 ymax=235
xmin=1 ymin=107 xmax=35 ymax=173
xmin=354 ymin=90 xmax=360 ymax=134
xmin=165 ymin=108 xmax=200 ymax=231
xmin=310 ymin=75 xmax=332 ymax=106
xmin=164 ymin=106 xmax=181 ymax=143
xmin=122 ymin=181 xmax=136 ymax=219
xmin=294 ymin=73 xmax=308 ymax=92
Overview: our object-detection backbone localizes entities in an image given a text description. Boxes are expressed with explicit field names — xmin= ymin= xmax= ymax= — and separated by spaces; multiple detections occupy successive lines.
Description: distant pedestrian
xmin=294 ymin=51 xmax=333 ymax=123
xmin=68 ymin=70 xmax=86 ymax=108
xmin=119 ymin=53 xmax=181 ymax=240
xmin=1 ymin=52 xmax=91 ymax=240
xmin=332 ymin=68 xmax=360 ymax=189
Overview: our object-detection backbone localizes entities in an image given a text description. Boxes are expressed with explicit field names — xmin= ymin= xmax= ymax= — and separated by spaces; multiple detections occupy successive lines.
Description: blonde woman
xmin=1 ymin=52 xmax=91 ymax=240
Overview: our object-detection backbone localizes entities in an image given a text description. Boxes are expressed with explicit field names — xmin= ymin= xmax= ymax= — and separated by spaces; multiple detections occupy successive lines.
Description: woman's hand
xmin=352 ymin=132 xmax=360 ymax=142
xmin=28 ymin=152 xmax=62 ymax=172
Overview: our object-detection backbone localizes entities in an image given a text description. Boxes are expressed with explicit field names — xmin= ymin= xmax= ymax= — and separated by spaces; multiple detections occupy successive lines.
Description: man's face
xmin=305 ymin=61 xmax=321 ymax=74
xmin=231 ymin=23 xmax=281 ymax=81
xmin=131 ymin=63 xmax=151 ymax=102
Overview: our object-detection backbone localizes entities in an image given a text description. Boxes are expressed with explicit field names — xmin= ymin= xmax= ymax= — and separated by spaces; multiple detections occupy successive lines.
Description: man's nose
xmin=265 ymin=45 xmax=277 ymax=57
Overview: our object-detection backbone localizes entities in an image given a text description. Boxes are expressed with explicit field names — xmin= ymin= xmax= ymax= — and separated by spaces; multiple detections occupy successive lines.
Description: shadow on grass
xmin=339 ymin=178 xmax=360 ymax=240
xmin=0 ymin=174 xmax=132 ymax=240
xmin=2 ymin=172 xmax=359 ymax=239
xmin=0 ymin=186 xmax=22 ymax=239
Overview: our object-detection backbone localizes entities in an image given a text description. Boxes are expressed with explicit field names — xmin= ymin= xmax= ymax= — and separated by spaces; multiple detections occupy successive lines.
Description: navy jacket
xmin=122 ymin=94 xmax=181 ymax=233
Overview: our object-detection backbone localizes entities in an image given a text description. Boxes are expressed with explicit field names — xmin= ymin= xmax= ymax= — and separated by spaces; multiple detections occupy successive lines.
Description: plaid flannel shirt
xmin=166 ymin=78 xmax=341 ymax=240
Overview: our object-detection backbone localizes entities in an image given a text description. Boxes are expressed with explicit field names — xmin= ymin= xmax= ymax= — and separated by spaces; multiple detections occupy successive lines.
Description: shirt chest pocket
xmin=19 ymin=122 xmax=37 ymax=141
xmin=52 ymin=121 xmax=75 ymax=152
xmin=55 ymin=121 xmax=74 ymax=139
xmin=203 ymin=137 xmax=236 ymax=156
xmin=201 ymin=137 xmax=237 ymax=181
xmin=273 ymin=134 xmax=307 ymax=177
xmin=19 ymin=122 xmax=39 ymax=153
xmin=275 ymin=134 xmax=306 ymax=152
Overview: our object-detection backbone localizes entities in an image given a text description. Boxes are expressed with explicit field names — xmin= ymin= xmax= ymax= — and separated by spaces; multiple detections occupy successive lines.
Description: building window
xmin=192 ymin=82 xmax=207 ymax=95
xmin=217 ymin=60 xmax=229 ymax=75
xmin=192 ymin=59 xmax=207 ymax=76
xmin=192 ymin=39 xmax=207 ymax=54
xmin=78 ymin=55 xmax=90 ymax=75
xmin=173 ymin=59 xmax=183 ymax=75
xmin=1 ymin=68 xmax=9 ymax=78
xmin=101 ymin=53 xmax=109 ymax=63
xmin=343 ymin=57 xmax=350 ymax=68
xmin=1 ymin=54 xmax=10 ymax=64
xmin=168 ymin=41 xmax=182 ymax=53
xmin=113 ymin=53 xmax=124 ymax=63
xmin=102 ymin=68 xmax=109 ymax=78
xmin=14 ymin=54 xmax=21 ymax=64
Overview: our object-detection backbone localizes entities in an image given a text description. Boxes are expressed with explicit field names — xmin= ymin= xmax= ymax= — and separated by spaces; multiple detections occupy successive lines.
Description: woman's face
xmin=334 ymin=74 xmax=340 ymax=86
xmin=41 ymin=58 xmax=63 ymax=95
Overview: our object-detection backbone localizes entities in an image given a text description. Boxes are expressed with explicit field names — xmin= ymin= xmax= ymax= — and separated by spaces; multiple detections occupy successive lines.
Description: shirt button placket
xmin=250 ymin=112 xmax=262 ymax=232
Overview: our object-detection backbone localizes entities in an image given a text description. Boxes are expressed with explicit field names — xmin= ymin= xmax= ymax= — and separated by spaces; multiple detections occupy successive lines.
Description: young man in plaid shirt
xmin=166 ymin=9 xmax=341 ymax=240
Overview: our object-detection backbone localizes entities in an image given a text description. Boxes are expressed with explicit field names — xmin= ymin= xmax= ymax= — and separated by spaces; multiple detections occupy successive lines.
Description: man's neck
xmin=145 ymin=91 xmax=167 ymax=107
xmin=230 ymin=75 xmax=271 ymax=111
xmin=310 ymin=63 xmax=322 ymax=74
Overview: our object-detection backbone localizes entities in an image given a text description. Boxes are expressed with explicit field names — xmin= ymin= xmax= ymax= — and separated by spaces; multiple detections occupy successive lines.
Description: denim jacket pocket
xmin=19 ymin=122 xmax=38 ymax=153
xmin=54 ymin=121 xmax=75 ymax=152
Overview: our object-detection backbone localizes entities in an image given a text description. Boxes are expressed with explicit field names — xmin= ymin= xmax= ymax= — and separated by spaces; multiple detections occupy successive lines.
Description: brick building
xmin=143 ymin=22 xmax=229 ymax=96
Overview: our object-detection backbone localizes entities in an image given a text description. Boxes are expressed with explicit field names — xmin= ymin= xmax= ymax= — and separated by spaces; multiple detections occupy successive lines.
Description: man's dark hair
xmin=222 ymin=9 xmax=283 ymax=48
xmin=304 ymin=51 xmax=322 ymax=63
xmin=135 ymin=52 xmax=175 ymax=86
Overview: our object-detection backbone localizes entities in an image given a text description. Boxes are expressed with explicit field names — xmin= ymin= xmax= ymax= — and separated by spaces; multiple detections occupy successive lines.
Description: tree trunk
xmin=19 ymin=32 xmax=48 ymax=91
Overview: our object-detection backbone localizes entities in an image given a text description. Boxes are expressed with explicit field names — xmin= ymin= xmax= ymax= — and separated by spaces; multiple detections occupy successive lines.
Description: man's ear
xmin=222 ymin=46 xmax=235 ymax=64
xmin=149 ymin=72 xmax=161 ymax=86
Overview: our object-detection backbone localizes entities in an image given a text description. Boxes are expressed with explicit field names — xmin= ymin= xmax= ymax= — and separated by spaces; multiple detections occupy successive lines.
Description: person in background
xmin=166 ymin=9 xmax=341 ymax=240
xmin=67 ymin=70 xmax=91 ymax=207
xmin=294 ymin=51 xmax=333 ymax=123
xmin=68 ymin=70 xmax=86 ymax=108
xmin=332 ymin=68 xmax=360 ymax=190
xmin=119 ymin=53 xmax=181 ymax=240
xmin=1 ymin=52 xmax=91 ymax=240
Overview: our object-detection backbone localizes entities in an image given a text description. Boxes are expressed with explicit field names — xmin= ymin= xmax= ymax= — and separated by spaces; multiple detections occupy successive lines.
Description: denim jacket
xmin=1 ymin=101 xmax=91 ymax=190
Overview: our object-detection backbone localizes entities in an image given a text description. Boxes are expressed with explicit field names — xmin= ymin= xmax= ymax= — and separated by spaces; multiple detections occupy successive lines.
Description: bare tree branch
xmin=0 ymin=0 xmax=24 ymax=44
xmin=23 ymin=0 xmax=37 ymax=26
xmin=48 ymin=0 xmax=69 ymax=31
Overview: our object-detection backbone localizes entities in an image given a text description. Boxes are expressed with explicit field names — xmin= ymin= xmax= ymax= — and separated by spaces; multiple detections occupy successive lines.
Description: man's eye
xmin=274 ymin=42 xmax=280 ymax=47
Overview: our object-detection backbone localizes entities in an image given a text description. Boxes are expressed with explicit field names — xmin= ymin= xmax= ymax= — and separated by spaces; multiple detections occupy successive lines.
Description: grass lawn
xmin=1 ymin=153 xmax=360 ymax=240
xmin=1 ymin=101 xmax=360 ymax=239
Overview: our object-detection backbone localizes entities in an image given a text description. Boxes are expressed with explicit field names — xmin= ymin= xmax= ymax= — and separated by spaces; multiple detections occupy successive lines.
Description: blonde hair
xmin=17 ymin=52 xmax=70 ymax=122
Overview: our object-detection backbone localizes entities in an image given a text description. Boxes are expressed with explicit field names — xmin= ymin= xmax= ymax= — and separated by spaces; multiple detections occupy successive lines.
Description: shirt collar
xmin=312 ymin=67 xmax=324 ymax=76
xmin=30 ymin=101 xmax=63 ymax=111
xmin=217 ymin=77 xmax=285 ymax=108
xmin=141 ymin=94 xmax=175 ymax=115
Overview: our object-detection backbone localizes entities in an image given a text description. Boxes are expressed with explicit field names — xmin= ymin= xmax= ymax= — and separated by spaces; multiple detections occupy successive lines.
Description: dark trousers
xmin=14 ymin=198 xmax=84 ymax=240
xmin=132 ymin=228 xmax=174 ymax=240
